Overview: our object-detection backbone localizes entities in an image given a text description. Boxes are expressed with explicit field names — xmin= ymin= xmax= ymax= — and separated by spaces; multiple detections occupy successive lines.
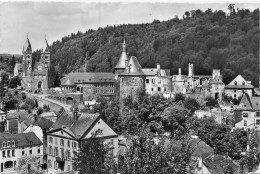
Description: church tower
xmin=22 ymin=34 xmax=32 ymax=77
xmin=40 ymin=36 xmax=51 ymax=89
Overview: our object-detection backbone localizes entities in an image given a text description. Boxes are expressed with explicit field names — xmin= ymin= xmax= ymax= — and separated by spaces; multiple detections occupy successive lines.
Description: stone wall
xmin=26 ymin=94 xmax=62 ymax=112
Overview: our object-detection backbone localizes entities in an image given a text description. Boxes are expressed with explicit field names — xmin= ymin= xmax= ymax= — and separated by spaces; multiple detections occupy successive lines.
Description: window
xmin=12 ymin=150 xmax=15 ymax=157
xmin=54 ymin=161 xmax=57 ymax=170
xmin=234 ymin=81 xmax=237 ymax=85
xmin=55 ymin=147 xmax=59 ymax=157
xmin=22 ymin=151 xmax=24 ymax=156
xmin=151 ymin=88 xmax=153 ymax=91
xmin=256 ymin=112 xmax=260 ymax=117
xmin=7 ymin=141 xmax=10 ymax=147
xmin=12 ymin=141 xmax=15 ymax=147
xmin=234 ymin=89 xmax=236 ymax=92
xmin=38 ymin=148 xmax=40 ymax=154
xmin=67 ymin=140 xmax=70 ymax=147
xmin=29 ymin=150 xmax=32 ymax=154
xmin=158 ymin=87 xmax=161 ymax=91
xmin=29 ymin=141 xmax=33 ymax=145
xmin=242 ymin=81 xmax=245 ymax=85
xmin=49 ymin=137 xmax=53 ymax=144
xmin=61 ymin=148 xmax=64 ymax=159
xmin=67 ymin=150 xmax=71 ymax=160
xmin=60 ymin=139 xmax=64 ymax=146
xmin=132 ymin=78 xmax=135 ymax=81
xmin=2 ymin=141 xmax=6 ymax=148
xmin=164 ymin=88 xmax=167 ymax=92
xmin=48 ymin=160 xmax=52 ymax=169
xmin=243 ymin=113 xmax=248 ymax=117
xmin=68 ymin=165 xmax=70 ymax=171
xmin=49 ymin=146 xmax=53 ymax=155
xmin=256 ymin=120 xmax=260 ymax=125
xmin=146 ymin=79 xmax=149 ymax=83
xmin=55 ymin=138 xmax=57 ymax=145
xmin=244 ymin=120 xmax=247 ymax=126
xmin=7 ymin=150 xmax=10 ymax=157
xmin=2 ymin=151 xmax=5 ymax=158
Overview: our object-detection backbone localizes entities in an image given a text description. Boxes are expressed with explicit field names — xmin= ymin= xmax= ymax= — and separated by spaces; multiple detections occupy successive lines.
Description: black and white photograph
xmin=0 ymin=0 xmax=260 ymax=173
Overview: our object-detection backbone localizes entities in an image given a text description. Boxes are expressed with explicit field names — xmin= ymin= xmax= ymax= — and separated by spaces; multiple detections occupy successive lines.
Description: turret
xmin=114 ymin=40 xmax=129 ymax=75
xmin=41 ymin=35 xmax=50 ymax=69
xmin=188 ymin=64 xmax=194 ymax=78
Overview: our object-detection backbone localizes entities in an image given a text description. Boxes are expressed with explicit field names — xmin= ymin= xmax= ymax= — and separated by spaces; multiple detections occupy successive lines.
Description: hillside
xmin=34 ymin=7 xmax=259 ymax=87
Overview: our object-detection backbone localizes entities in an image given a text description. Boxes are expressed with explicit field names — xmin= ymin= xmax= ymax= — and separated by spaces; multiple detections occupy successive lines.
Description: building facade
xmin=46 ymin=109 xmax=119 ymax=174
xmin=14 ymin=35 xmax=51 ymax=93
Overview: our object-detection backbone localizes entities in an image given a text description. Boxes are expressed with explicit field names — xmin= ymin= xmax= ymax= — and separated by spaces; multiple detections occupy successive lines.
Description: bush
xmin=175 ymin=93 xmax=185 ymax=103
xmin=205 ymin=96 xmax=218 ymax=107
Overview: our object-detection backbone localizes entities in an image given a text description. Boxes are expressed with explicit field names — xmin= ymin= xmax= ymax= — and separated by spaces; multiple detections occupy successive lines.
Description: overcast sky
xmin=0 ymin=1 xmax=259 ymax=54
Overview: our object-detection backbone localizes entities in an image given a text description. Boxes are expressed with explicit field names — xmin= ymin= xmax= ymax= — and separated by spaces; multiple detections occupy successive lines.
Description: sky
xmin=0 ymin=1 xmax=259 ymax=54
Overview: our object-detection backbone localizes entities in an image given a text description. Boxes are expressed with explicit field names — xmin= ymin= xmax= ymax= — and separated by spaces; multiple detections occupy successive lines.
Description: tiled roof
xmin=120 ymin=56 xmax=145 ymax=76
xmin=115 ymin=40 xmax=128 ymax=69
xmin=50 ymin=111 xmax=99 ymax=139
xmin=236 ymin=93 xmax=260 ymax=111
xmin=0 ymin=132 xmax=42 ymax=148
xmin=33 ymin=117 xmax=53 ymax=130
xmin=191 ymin=138 xmax=214 ymax=159
xmin=6 ymin=110 xmax=28 ymax=120
xmin=61 ymin=72 xmax=115 ymax=86
xmin=225 ymin=74 xmax=254 ymax=89
xmin=15 ymin=132 xmax=42 ymax=147
xmin=41 ymin=111 xmax=56 ymax=117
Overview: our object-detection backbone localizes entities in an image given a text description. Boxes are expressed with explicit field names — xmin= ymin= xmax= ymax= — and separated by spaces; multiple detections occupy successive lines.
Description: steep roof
xmin=42 ymin=38 xmax=50 ymax=53
xmin=22 ymin=36 xmax=32 ymax=54
xmin=225 ymin=74 xmax=254 ymax=89
xmin=120 ymin=56 xmax=145 ymax=76
xmin=33 ymin=117 xmax=53 ymax=130
xmin=115 ymin=40 xmax=128 ymax=69
xmin=61 ymin=72 xmax=115 ymax=86
xmin=49 ymin=111 xmax=99 ymax=139
xmin=236 ymin=93 xmax=260 ymax=111
xmin=6 ymin=110 xmax=28 ymax=120
xmin=15 ymin=132 xmax=42 ymax=147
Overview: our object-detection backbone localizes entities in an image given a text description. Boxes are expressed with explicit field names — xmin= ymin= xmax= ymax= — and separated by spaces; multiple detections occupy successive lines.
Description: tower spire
xmin=27 ymin=33 xmax=28 ymax=39
xmin=123 ymin=40 xmax=126 ymax=52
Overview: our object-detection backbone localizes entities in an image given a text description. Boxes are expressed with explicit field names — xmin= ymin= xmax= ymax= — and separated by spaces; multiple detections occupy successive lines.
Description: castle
xmin=115 ymin=41 xmax=225 ymax=104
xmin=14 ymin=35 xmax=51 ymax=93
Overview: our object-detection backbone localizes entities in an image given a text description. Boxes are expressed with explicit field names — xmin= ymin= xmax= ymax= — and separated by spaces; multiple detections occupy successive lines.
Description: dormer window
xmin=29 ymin=141 xmax=33 ymax=145
xmin=242 ymin=81 xmax=245 ymax=85
xmin=234 ymin=81 xmax=237 ymax=85
xmin=2 ymin=141 xmax=6 ymax=148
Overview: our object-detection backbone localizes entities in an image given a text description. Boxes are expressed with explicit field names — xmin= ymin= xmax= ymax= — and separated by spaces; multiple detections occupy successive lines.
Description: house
xmin=46 ymin=108 xmax=119 ymax=174
xmin=60 ymin=72 xmax=115 ymax=103
xmin=0 ymin=109 xmax=6 ymax=122
xmin=225 ymin=74 xmax=255 ymax=99
xmin=5 ymin=109 xmax=36 ymax=134
xmin=0 ymin=132 xmax=43 ymax=173
xmin=234 ymin=93 xmax=260 ymax=130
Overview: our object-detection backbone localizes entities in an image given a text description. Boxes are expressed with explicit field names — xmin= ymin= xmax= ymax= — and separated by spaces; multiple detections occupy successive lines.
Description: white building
xmin=0 ymin=132 xmax=43 ymax=173
xmin=46 ymin=108 xmax=119 ymax=174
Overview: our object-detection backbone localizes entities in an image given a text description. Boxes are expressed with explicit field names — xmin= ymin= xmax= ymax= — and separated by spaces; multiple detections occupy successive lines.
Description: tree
xmin=184 ymin=97 xmax=200 ymax=112
xmin=228 ymin=4 xmax=235 ymax=15
xmin=16 ymin=155 xmax=44 ymax=174
xmin=2 ymin=92 xmax=18 ymax=111
xmin=10 ymin=55 xmax=16 ymax=73
xmin=74 ymin=135 xmax=109 ymax=174
xmin=175 ymin=93 xmax=185 ymax=103
xmin=185 ymin=11 xmax=190 ymax=18
xmin=0 ymin=72 xmax=9 ymax=87
xmin=205 ymin=96 xmax=218 ymax=107
xmin=114 ymin=130 xmax=195 ymax=174
xmin=8 ymin=76 xmax=21 ymax=88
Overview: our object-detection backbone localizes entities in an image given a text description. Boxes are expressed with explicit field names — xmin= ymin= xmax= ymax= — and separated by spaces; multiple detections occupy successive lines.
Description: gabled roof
xmin=22 ymin=36 xmax=32 ymax=54
xmin=33 ymin=117 xmax=53 ymax=130
xmin=49 ymin=111 xmax=100 ymax=139
xmin=115 ymin=40 xmax=128 ymax=69
xmin=60 ymin=72 xmax=115 ymax=86
xmin=120 ymin=56 xmax=145 ymax=76
xmin=15 ymin=132 xmax=42 ymax=147
xmin=225 ymin=74 xmax=254 ymax=89
xmin=6 ymin=110 xmax=28 ymax=120
xmin=236 ymin=93 xmax=260 ymax=110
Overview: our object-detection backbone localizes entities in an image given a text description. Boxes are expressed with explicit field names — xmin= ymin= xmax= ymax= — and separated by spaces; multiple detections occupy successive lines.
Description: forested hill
xmin=37 ymin=7 xmax=259 ymax=86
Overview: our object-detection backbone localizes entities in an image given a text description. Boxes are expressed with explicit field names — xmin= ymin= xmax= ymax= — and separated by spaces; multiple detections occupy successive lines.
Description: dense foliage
xmin=39 ymin=7 xmax=259 ymax=86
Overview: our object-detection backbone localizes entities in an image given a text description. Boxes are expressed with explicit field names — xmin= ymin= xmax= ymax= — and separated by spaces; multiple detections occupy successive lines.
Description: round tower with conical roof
xmin=114 ymin=40 xmax=128 ymax=76
xmin=22 ymin=34 xmax=32 ymax=77
xmin=118 ymin=56 xmax=145 ymax=105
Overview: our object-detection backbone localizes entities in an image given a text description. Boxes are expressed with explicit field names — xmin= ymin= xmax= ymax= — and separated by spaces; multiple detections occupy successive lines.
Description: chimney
xmin=157 ymin=63 xmax=160 ymax=70
xmin=73 ymin=107 xmax=79 ymax=120
xmin=188 ymin=64 xmax=194 ymax=78
xmin=178 ymin=68 xmax=181 ymax=75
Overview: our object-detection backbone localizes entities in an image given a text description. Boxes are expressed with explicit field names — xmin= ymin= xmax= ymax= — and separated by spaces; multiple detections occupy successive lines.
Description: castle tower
xmin=22 ymin=34 xmax=32 ymax=77
xmin=114 ymin=40 xmax=128 ymax=76
xmin=118 ymin=56 xmax=145 ymax=105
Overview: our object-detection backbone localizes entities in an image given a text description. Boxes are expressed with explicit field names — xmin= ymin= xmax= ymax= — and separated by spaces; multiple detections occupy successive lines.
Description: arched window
xmin=242 ymin=81 xmax=245 ymax=85
xmin=234 ymin=81 xmax=237 ymax=85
